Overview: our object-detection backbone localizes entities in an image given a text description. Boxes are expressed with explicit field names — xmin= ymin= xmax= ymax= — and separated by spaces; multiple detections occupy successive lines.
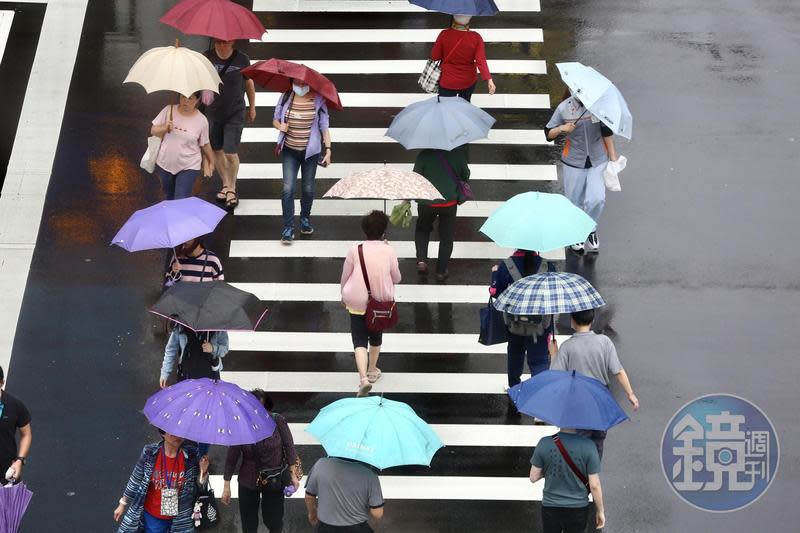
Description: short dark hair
xmin=251 ymin=388 xmax=274 ymax=411
xmin=192 ymin=91 xmax=202 ymax=99
xmin=361 ymin=210 xmax=388 ymax=240
xmin=571 ymin=308 xmax=595 ymax=326
xmin=0 ymin=364 xmax=4 ymax=382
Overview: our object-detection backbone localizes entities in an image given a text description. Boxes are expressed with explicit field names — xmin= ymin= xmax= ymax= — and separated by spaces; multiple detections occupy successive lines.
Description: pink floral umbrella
xmin=324 ymin=166 xmax=443 ymax=201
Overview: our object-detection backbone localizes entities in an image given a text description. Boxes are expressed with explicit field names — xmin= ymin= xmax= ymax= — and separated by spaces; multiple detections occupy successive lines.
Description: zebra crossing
xmin=216 ymin=0 xmax=561 ymax=518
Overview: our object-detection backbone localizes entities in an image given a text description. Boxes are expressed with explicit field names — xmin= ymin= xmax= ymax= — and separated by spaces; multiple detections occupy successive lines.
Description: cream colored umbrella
xmin=324 ymin=166 xmax=443 ymax=201
xmin=123 ymin=42 xmax=222 ymax=97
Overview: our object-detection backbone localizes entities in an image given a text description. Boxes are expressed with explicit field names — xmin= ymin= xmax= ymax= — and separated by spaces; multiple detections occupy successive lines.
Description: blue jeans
xmin=143 ymin=511 xmax=173 ymax=533
xmin=155 ymin=166 xmax=199 ymax=200
xmin=281 ymin=147 xmax=320 ymax=227
xmin=507 ymin=333 xmax=549 ymax=387
xmin=561 ymin=162 xmax=607 ymax=222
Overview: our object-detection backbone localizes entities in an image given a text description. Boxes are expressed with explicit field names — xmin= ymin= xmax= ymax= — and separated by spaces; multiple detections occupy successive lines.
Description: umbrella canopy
xmin=0 ymin=483 xmax=33 ymax=532
xmin=144 ymin=378 xmax=277 ymax=445
xmin=556 ymin=62 xmax=633 ymax=139
xmin=123 ymin=44 xmax=222 ymax=97
xmin=409 ymin=0 xmax=499 ymax=16
xmin=494 ymin=271 xmax=605 ymax=316
xmin=111 ymin=198 xmax=227 ymax=252
xmin=509 ymin=370 xmax=629 ymax=431
xmin=323 ymin=166 xmax=443 ymax=201
xmin=161 ymin=0 xmax=266 ymax=41
xmin=150 ymin=281 xmax=268 ymax=332
xmin=242 ymin=59 xmax=343 ymax=111
xmin=480 ymin=192 xmax=596 ymax=252
xmin=386 ymin=96 xmax=495 ymax=150
xmin=306 ymin=396 xmax=444 ymax=469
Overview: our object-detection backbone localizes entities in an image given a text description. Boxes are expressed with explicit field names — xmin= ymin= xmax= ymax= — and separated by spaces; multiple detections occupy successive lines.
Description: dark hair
xmin=251 ymin=388 xmax=274 ymax=411
xmin=192 ymin=91 xmax=202 ymax=99
xmin=571 ymin=308 xmax=595 ymax=326
xmin=157 ymin=428 xmax=166 ymax=436
xmin=0 ymin=364 xmax=4 ymax=382
xmin=519 ymin=250 xmax=540 ymax=276
xmin=361 ymin=210 xmax=389 ymax=240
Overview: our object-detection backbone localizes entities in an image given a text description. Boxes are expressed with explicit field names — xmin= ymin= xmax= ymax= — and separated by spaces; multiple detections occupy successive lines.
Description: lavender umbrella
xmin=144 ymin=378 xmax=276 ymax=446
xmin=111 ymin=197 xmax=227 ymax=252
xmin=0 ymin=483 xmax=33 ymax=533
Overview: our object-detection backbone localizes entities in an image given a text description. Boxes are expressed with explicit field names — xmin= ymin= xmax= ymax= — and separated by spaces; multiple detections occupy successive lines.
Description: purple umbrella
xmin=111 ymin=197 xmax=227 ymax=252
xmin=144 ymin=378 xmax=276 ymax=446
xmin=0 ymin=483 xmax=33 ymax=533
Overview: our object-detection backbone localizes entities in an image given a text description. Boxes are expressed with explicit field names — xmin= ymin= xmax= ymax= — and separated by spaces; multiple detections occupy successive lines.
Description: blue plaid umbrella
xmin=494 ymin=272 xmax=604 ymax=315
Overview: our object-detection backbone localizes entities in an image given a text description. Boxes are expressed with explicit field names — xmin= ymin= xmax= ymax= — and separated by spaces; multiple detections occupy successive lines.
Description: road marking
xmin=237 ymin=163 xmax=557 ymax=181
xmin=254 ymin=92 xmax=551 ymax=109
xmin=212 ymin=474 xmax=544 ymax=501
xmin=242 ymin=127 xmax=548 ymax=145
xmin=227 ymin=331 xmax=570 ymax=354
xmin=235 ymin=199 xmax=504 ymax=217
xmin=256 ymin=28 xmax=542 ymax=43
xmin=231 ymin=282 xmax=490 ymax=303
xmin=253 ymin=0 xmax=540 ymax=12
xmin=0 ymin=11 xmax=13 ymax=63
xmin=248 ymin=59 xmax=546 ymax=75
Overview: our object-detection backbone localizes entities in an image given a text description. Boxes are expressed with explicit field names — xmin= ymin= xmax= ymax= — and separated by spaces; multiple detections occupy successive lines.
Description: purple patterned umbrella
xmin=0 ymin=483 xmax=33 ymax=533
xmin=111 ymin=197 xmax=227 ymax=252
xmin=144 ymin=378 xmax=276 ymax=445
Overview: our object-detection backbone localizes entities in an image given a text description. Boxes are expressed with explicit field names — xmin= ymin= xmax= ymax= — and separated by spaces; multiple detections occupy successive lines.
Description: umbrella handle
xmin=574 ymin=108 xmax=588 ymax=124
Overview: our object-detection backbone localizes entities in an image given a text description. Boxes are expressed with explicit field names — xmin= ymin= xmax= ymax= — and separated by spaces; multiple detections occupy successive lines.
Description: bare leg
xmin=215 ymin=149 xmax=230 ymax=190
xmin=354 ymin=347 xmax=369 ymax=380
xmin=367 ymin=345 xmax=381 ymax=374
xmin=225 ymin=153 xmax=240 ymax=191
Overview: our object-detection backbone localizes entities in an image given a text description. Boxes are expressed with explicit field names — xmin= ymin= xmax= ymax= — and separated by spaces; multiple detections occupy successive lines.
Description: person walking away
xmin=159 ymin=324 xmax=229 ymax=388
xmin=151 ymin=92 xmax=215 ymax=200
xmin=529 ymin=428 xmax=605 ymax=533
xmin=114 ymin=430 xmax=209 ymax=532
xmin=545 ymin=88 xmax=619 ymax=254
xmin=165 ymin=237 xmax=225 ymax=286
xmin=0 ymin=365 xmax=31 ymax=486
xmin=550 ymin=308 xmax=639 ymax=459
xmin=413 ymin=146 xmax=470 ymax=281
xmin=305 ymin=456 xmax=384 ymax=532
xmin=340 ymin=211 xmax=401 ymax=396
xmin=431 ymin=15 xmax=496 ymax=102
xmin=222 ymin=390 xmax=301 ymax=533
xmin=273 ymin=80 xmax=332 ymax=243
xmin=204 ymin=38 xmax=256 ymax=209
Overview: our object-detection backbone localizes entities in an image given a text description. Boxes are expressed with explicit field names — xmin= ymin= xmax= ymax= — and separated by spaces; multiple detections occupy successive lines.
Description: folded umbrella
xmin=409 ymin=0 xmax=499 ymax=16
xmin=306 ymin=396 xmax=444 ymax=469
xmin=124 ymin=43 xmax=222 ymax=97
xmin=508 ymin=370 xmax=629 ymax=431
xmin=111 ymin=198 xmax=227 ymax=252
xmin=494 ymin=271 xmax=605 ymax=316
xmin=324 ymin=166 xmax=443 ymax=201
xmin=556 ymin=62 xmax=633 ymax=139
xmin=480 ymin=192 xmax=596 ymax=252
xmin=150 ymin=281 xmax=268 ymax=332
xmin=242 ymin=59 xmax=343 ymax=111
xmin=386 ymin=96 xmax=495 ymax=150
xmin=144 ymin=378 xmax=276 ymax=446
xmin=0 ymin=483 xmax=33 ymax=533
xmin=161 ymin=0 xmax=266 ymax=41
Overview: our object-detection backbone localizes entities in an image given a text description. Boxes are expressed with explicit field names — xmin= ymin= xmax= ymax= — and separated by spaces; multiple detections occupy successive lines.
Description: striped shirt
xmin=284 ymin=98 xmax=316 ymax=150
xmin=168 ymin=250 xmax=224 ymax=282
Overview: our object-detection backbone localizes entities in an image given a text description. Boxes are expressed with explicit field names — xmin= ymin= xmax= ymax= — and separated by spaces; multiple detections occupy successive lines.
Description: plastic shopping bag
xmin=140 ymin=135 xmax=162 ymax=174
xmin=603 ymin=155 xmax=627 ymax=192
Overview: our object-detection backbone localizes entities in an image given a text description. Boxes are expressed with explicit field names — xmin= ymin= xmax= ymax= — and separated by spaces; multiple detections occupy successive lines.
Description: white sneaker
xmin=585 ymin=232 xmax=599 ymax=253
xmin=570 ymin=242 xmax=585 ymax=254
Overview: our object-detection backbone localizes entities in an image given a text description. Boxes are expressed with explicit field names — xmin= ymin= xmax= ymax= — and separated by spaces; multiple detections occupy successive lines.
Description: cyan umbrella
xmin=386 ymin=96 xmax=495 ymax=150
xmin=480 ymin=192 xmax=596 ymax=252
xmin=494 ymin=271 xmax=605 ymax=316
xmin=508 ymin=370 xmax=629 ymax=431
xmin=409 ymin=0 xmax=499 ymax=16
xmin=556 ymin=62 xmax=633 ymax=140
xmin=306 ymin=396 xmax=444 ymax=469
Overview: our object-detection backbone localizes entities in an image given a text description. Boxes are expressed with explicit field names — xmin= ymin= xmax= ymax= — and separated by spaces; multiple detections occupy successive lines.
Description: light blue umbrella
xmin=495 ymin=271 xmax=605 ymax=316
xmin=386 ymin=96 xmax=495 ymax=150
xmin=306 ymin=396 xmax=444 ymax=469
xmin=479 ymin=192 xmax=596 ymax=252
xmin=409 ymin=0 xmax=499 ymax=16
xmin=556 ymin=62 xmax=633 ymax=139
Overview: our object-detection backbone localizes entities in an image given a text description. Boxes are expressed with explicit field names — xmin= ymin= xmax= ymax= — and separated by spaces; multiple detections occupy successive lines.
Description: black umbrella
xmin=150 ymin=281 xmax=268 ymax=332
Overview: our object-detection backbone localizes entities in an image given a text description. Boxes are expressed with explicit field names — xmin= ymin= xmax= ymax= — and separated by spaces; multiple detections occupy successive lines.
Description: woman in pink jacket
xmin=340 ymin=211 xmax=402 ymax=396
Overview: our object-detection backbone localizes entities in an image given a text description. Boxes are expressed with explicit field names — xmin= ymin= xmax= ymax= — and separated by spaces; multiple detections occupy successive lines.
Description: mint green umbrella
xmin=480 ymin=192 xmax=596 ymax=252
xmin=306 ymin=396 xmax=443 ymax=469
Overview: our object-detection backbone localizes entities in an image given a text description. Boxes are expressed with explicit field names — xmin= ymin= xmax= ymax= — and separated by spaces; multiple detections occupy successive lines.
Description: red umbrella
xmin=242 ymin=59 xmax=344 ymax=111
xmin=161 ymin=0 xmax=266 ymax=41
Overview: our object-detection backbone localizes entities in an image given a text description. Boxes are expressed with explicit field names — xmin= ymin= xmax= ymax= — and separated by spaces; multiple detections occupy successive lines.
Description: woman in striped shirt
xmin=273 ymin=81 xmax=333 ymax=244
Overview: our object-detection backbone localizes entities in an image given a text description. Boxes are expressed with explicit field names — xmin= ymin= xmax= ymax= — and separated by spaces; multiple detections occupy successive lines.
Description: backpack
xmin=501 ymin=258 xmax=552 ymax=341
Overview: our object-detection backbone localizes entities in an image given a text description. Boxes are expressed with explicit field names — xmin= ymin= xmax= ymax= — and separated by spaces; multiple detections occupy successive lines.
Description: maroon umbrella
xmin=161 ymin=0 xmax=266 ymax=41
xmin=242 ymin=59 xmax=344 ymax=111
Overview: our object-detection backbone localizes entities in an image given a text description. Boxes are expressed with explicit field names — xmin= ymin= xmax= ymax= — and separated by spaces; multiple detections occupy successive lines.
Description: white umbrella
xmin=124 ymin=43 xmax=222 ymax=97
xmin=324 ymin=166 xmax=443 ymax=201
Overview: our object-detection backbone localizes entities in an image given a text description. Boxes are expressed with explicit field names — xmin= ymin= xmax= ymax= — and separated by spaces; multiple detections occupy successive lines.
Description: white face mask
xmin=453 ymin=15 xmax=472 ymax=25
xmin=292 ymin=84 xmax=310 ymax=97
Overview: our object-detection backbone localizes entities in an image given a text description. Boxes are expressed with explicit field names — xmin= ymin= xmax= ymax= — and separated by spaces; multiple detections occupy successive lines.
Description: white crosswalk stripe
xmin=248 ymin=58 xmax=547 ymax=74
xmin=237 ymin=163 xmax=557 ymax=181
xmin=230 ymin=282 xmax=489 ymax=303
xmin=235 ymin=199 xmax=504 ymax=217
xmin=254 ymin=0 xmax=540 ymax=12
xmin=242 ymin=127 xmax=548 ymax=145
xmin=255 ymin=92 xmax=551 ymax=109
xmin=256 ymin=28 xmax=543 ymax=43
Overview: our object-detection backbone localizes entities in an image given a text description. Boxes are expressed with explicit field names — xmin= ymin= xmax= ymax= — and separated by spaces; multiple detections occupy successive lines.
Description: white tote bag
xmin=603 ymin=155 xmax=627 ymax=192
xmin=140 ymin=105 xmax=172 ymax=173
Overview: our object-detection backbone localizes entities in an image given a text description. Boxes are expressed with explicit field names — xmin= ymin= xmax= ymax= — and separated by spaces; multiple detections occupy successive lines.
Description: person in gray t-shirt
xmin=305 ymin=457 xmax=384 ymax=532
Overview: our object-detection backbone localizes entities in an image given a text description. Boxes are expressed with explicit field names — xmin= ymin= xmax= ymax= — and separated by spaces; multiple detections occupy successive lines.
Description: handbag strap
xmin=442 ymin=35 xmax=467 ymax=65
xmin=357 ymin=244 xmax=372 ymax=296
xmin=435 ymin=151 xmax=463 ymax=190
xmin=503 ymin=258 xmax=521 ymax=282
xmin=552 ymin=435 xmax=590 ymax=492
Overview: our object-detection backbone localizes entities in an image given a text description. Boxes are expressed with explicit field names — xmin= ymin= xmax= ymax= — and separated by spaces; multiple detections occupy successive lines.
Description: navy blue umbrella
xmin=410 ymin=0 xmax=499 ymax=16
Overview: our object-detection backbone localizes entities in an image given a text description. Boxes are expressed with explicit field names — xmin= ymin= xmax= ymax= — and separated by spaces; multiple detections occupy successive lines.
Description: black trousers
xmin=438 ymin=82 xmax=477 ymax=102
xmin=350 ymin=312 xmax=382 ymax=349
xmin=541 ymin=505 xmax=590 ymax=533
xmin=238 ymin=484 xmax=285 ymax=533
xmin=318 ymin=522 xmax=373 ymax=533
xmin=415 ymin=204 xmax=458 ymax=275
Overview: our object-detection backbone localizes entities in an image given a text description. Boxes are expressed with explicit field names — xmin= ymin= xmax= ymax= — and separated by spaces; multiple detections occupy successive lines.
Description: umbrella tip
xmin=175 ymin=38 xmax=180 ymax=48
xmin=572 ymin=370 xmax=576 ymax=377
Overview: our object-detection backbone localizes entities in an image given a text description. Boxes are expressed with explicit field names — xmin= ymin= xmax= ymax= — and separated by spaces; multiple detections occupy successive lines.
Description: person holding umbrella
xmin=430 ymin=15 xmax=496 ymax=102
xmin=165 ymin=237 xmax=225 ymax=286
xmin=159 ymin=322 xmax=229 ymax=388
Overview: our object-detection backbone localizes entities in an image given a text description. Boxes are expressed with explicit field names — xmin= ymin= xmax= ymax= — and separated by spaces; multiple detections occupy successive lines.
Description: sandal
xmin=225 ymin=190 xmax=239 ymax=209
xmin=357 ymin=377 xmax=372 ymax=397
xmin=367 ymin=368 xmax=382 ymax=384
xmin=216 ymin=186 xmax=231 ymax=202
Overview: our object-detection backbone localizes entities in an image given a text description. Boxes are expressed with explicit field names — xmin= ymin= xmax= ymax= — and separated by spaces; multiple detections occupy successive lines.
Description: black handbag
xmin=479 ymin=297 xmax=508 ymax=346
xmin=254 ymin=413 xmax=294 ymax=492
xmin=193 ymin=480 xmax=220 ymax=529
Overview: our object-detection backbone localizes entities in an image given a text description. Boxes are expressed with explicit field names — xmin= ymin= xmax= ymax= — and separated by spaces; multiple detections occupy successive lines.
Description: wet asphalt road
xmin=3 ymin=0 xmax=800 ymax=531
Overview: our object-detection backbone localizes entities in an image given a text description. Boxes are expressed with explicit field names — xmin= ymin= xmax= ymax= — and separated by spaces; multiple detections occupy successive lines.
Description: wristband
xmin=15 ymin=457 xmax=26 ymax=465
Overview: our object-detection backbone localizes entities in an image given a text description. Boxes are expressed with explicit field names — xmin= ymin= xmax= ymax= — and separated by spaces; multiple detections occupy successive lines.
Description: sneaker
xmin=585 ymin=231 xmax=599 ymax=253
xmin=570 ymin=242 xmax=585 ymax=254
xmin=416 ymin=261 xmax=429 ymax=275
xmin=280 ymin=226 xmax=294 ymax=244
xmin=300 ymin=217 xmax=314 ymax=235
xmin=435 ymin=270 xmax=449 ymax=282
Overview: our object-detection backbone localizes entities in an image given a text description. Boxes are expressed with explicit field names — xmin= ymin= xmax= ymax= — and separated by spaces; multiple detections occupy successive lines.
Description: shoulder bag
xmin=435 ymin=151 xmax=473 ymax=204
xmin=255 ymin=414 xmax=294 ymax=492
xmin=552 ymin=434 xmax=591 ymax=492
xmin=357 ymin=244 xmax=399 ymax=332
xmin=418 ymin=35 xmax=467 ymax=93
xmin=140 ymin=105 xmax=172 ymax=174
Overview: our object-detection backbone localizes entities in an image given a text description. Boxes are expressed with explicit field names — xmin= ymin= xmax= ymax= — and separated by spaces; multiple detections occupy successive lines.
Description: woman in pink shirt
xmin=151 ymin=92 xmax=216 ymax=200
xmin=340 ymin=211 xmax=401 ymax=396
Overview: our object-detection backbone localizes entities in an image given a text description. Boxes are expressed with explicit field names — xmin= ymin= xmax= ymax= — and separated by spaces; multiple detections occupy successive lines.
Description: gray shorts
xmin=209 ymin=110 xmax=245 ymax=154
